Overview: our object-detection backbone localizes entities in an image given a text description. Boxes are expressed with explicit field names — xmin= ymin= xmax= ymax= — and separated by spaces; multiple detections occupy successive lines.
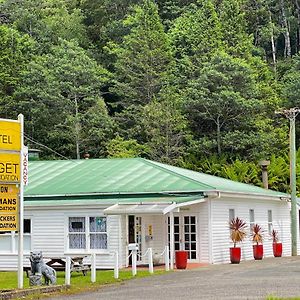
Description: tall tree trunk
xmin=74 ymin=94 xmax=80 ymax=160
xmin=295 ymin=0 xmax=300 ymax=52
xmin=269 ymin=10 xmax=277 ymax=74
xmin=216 ymin=116 xmax=221 ymax=156
xmin=280 ymin=0 xmax=292 ymax=58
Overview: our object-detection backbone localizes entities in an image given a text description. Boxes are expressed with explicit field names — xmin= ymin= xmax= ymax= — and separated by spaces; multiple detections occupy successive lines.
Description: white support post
xmin=65 ymin=256 xmax=71 ymax=286
xmin=114 ymin=251 xmax=119 ymax=279
xmin=165 ymin=246 xmax=170 ymax=271
xmin=91 ymin=253 xmax=96 ymax=283
xmin=148 ymin=248 xmax=153 ymax=274
xmin=17 ymin=114 xmax=24 ymax=289
xmin=169 ymin=211 xmax=174 ymax=270
xmin=132 ymin=250 xmax=137 ymax=276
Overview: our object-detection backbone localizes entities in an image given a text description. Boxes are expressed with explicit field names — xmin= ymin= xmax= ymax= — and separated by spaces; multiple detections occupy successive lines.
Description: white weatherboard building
xmin=0 ymin=158 xmax=292 ymax=270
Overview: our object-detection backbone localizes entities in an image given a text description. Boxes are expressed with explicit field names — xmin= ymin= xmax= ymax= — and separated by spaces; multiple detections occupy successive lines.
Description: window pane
xmin=24 ymin=236 xmax=31 ymax=251
xmin=229 ymin=209 xmax=235 ymax=221
xmin=268 ymin=210 xmax=272 ymax=222
xmin=185 ymin=243 xmax=190 ymax=250
xmin=69 ymin=233 xmax=86 ymax=249
xmin=249 ymin=209 xmax=254 ymax=223
xmin=69 ymin=217 xmax=85 ymax=233
xmin=191 ymin=225 xmax=196 ymax=233
xmin=0 ymin=235 xmax=11 ymax=251
xmin=90 ymin=217 xmax=106 ymax=232
xmin=90 ymin=233 xmax=107 ymax=249
xmin=24 ymin=219 xmax=31 ymax=234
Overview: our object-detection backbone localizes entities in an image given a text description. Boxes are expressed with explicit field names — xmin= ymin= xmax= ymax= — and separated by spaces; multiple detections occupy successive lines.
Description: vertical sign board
xmin=0 ymin=116 xmax=23 ymax=288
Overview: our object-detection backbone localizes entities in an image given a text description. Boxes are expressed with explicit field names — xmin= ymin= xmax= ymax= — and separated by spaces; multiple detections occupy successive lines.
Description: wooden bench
xmin=24 ymin=256 xmax=91 ymax=277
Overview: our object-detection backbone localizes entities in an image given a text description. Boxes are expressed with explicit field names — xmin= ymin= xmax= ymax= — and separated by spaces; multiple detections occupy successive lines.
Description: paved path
xmin=48 ymin=257 xmax=300 ymax=300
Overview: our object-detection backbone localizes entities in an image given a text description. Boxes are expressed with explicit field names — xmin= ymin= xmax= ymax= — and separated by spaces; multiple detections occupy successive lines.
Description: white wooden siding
xmin=210 ymin=196 xmax=291 ymax=264
xmin=0 ymin=207 xmax=122 ymax=270
xmin=0 ymin=197 xmax=292 ymax=270
xmin=142 ymin=215 xmax=165 ymax=264
xmin=197 ymin=201 xmax=210 ymax=263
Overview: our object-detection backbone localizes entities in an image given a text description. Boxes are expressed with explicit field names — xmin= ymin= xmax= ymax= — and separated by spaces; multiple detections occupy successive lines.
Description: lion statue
xmin=30 ymin=251 xmax=56 ymax=285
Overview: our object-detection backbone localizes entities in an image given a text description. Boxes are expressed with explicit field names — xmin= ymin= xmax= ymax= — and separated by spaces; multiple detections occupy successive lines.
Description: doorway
xmin=168 ymin=215 xmax=197 ymax=260
xmin=128 ymin=215 xmax=142 ymax=264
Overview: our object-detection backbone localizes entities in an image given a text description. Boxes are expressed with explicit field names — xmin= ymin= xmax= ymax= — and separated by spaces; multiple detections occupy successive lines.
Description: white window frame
xmin=65 ymin=214 xmax=109 ymax=254
xmin=0 ymin=218 xmax=32 ymax=254
xmin=268 ymin=210 xmax=273 ymax=235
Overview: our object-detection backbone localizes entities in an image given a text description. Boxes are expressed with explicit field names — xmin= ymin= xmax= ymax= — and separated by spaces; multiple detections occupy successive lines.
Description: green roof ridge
xmin=139 ymin=158 xmax=215 ymax=191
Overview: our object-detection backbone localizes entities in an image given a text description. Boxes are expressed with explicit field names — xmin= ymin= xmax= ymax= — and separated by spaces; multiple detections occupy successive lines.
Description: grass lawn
xmin=0 ymin=269 xmax=166 ymax=298
xmin=266 ymin=296 xmax=300 ymax=300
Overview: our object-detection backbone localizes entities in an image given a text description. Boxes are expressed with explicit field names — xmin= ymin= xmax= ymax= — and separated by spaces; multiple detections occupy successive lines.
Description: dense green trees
xmin=1 ymin=0 xmax=300 ymax=192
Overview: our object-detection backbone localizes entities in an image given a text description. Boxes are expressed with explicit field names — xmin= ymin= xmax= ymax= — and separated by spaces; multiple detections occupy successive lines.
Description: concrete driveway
xmin=48 ymin=256 xmax=300 ymax=300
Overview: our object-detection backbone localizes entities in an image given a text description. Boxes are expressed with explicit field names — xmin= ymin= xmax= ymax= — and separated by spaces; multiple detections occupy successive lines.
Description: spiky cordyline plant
xmin=271 ymin=229 xmax=279 ymax=243
xmin=251 ymin=224 xmax=264 ymax=245
xmin=229 ymin=217 xmax=247 ymax=247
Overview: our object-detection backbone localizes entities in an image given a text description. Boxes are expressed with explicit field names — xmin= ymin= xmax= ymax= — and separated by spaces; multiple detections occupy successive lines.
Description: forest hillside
xmin=1 ymin=0 xmax=300 ymax=193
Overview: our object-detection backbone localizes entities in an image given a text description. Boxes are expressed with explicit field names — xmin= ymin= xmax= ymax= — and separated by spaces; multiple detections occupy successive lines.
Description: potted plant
xmin=271 ymin=229 xmax=282 ymax=257
xmin=251 ymin=224 xmax=264 ymax=260
xmin=229 ymin=217 xmax=247 ymax=264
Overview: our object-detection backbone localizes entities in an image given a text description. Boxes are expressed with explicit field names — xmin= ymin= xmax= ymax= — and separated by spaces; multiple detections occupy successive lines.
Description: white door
xmin=168 ymin=215 xmax=197 ymax=261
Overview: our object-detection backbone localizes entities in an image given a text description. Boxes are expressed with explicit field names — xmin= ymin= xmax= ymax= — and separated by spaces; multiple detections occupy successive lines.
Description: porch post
xmin=169 ymin=211 xmax=174 ymax=270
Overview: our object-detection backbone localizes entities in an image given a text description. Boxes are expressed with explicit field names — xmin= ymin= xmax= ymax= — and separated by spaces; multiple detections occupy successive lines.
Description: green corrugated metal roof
xmin=148 ymin=160 xmax=288 ymax=198
xmin=25 ymin=158 xmax=212 ymax=197
xmin=24 ymin=158 xmax=287 ymax=200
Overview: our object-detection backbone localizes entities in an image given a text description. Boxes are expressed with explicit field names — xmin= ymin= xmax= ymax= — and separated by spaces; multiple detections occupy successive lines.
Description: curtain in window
xmin=90 ymin=217 xmax=107 ymax=249
xmin=69 ymin=217 xmax=86 ymax=249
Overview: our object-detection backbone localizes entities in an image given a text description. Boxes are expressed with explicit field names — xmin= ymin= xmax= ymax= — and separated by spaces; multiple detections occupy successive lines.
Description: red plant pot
xmin=230 ymin=247 xmax=241 ymax=264
xmin=273 ymin=242 xmax=282 ymax=257
xmin=253 ymin=244 xmax=263 ymax=260
xmin=175 ymin=251 xmax=188 ymax=269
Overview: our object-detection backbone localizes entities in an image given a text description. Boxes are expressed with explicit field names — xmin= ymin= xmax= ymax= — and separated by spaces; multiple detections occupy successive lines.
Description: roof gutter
xmin=25 ymin=190 xmax=206 ymax=199
xmin=205 ymin=190 xmax=290 ymax=201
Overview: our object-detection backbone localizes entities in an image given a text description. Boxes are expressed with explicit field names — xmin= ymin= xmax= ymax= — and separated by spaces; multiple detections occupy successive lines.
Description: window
xmin=0 ymin=219 xmax=31 ymax=253
xmin=268 ymin=210 xmax=273 ymax=235
xmin=249 ymin=209 xmax=255 ymax=232
xmin=229 ymin=209 xmax=235 ymax=221
xmin=68 ymin=216 xmax=107 ymax=251
xmin=89 ymin=217 xmax=107 ymax=249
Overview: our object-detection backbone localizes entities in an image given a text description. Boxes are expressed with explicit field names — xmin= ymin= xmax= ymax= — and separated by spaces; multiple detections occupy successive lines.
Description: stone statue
xmin=29 ymin=251 xmax=56 ymax=285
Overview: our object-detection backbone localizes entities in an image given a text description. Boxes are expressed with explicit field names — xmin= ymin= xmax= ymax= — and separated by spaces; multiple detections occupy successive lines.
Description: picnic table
xmin=24 ymin=256 xmax=91 ymax=277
